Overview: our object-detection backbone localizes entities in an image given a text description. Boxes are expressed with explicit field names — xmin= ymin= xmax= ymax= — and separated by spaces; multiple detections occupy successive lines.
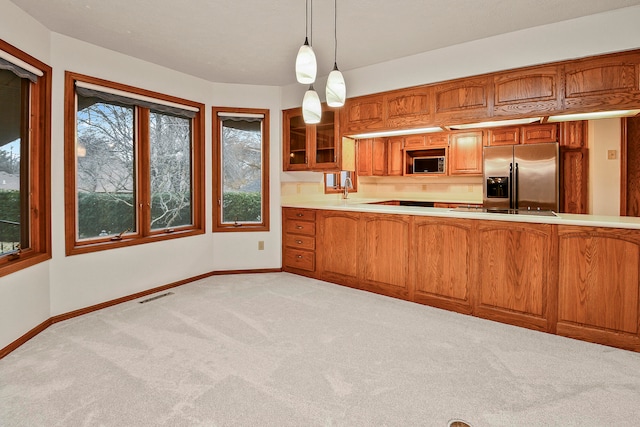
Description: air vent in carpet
xmin=138 ymin=292 xmax=174 ymax=304
xmin=448 ymin=420 xmax=472 ymax=427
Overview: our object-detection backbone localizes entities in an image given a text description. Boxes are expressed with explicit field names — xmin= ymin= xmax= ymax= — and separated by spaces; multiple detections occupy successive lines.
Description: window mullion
xmin=137 ymin=108 xmax=151 ymax=237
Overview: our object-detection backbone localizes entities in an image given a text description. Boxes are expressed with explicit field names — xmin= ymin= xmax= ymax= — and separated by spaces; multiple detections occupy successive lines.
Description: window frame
xmin=212 ymin=107 xmax=270 ymax=232
xmin=0 ymin=39 xmax=51 ymax=278
xmin=324 ymin=171 xmax=358 ymax=194
xmin=64 ymin=72 xmax=205 ymax=255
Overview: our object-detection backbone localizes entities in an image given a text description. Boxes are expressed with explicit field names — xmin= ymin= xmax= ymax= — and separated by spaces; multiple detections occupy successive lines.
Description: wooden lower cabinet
xmin=557 ymin=226 xmax=640 ymax=351
xmin=282 ymin=208 xmax=316 ymax=274
xmin=316 ymin=211 xmax=361 ymax=287
xmin=358 ymin=214 xmax=412 ymax=299
xmin=283 ymin=207 xmax=640 ymax=352
xmin=412 ymin=217 xmax=473 ymax=313
xmin=475 ymin=222 xmax=557 ymax=332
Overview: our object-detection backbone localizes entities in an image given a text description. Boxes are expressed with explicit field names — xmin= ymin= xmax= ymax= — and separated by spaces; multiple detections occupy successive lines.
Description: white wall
xmin=589 ymin=119 xmax=622 ymax=216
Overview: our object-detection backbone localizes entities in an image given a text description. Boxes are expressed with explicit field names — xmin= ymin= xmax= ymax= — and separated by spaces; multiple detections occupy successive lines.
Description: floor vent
xmin=138 ymin=292 xmax=174 ymax=304
xmin=447 ymin=420 xmax=472 ymax=427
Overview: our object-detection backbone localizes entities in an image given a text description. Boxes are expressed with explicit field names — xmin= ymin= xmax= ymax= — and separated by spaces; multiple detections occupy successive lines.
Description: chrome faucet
xmin=342 ymin=177 xmax=353 ymax=199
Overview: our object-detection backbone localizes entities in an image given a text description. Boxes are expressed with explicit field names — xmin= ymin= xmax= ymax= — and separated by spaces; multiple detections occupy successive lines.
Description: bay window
xmin=65 ymin=72 xmax=204 ymax=254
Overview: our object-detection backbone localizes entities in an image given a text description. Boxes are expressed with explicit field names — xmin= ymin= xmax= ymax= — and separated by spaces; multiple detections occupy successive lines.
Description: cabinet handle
xmin=296 ymin=240 xmax=303 ymax=244
xmin=296 ymin=213 xmax=304 ymax=217
xmin=296 ymin=255 xmax=303 ymax=259
xmin=296 ymin=226 xmax=303 ymax=229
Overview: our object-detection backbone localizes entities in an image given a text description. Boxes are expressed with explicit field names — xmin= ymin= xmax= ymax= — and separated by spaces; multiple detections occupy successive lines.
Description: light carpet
xmin=1 ymin=272 xmax=640 ymax=426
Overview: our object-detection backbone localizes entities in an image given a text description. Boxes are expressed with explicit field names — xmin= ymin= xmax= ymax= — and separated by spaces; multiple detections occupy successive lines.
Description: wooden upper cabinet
xmin=283 ymin=105 xmax=341 ymax=171
xmin=521 ymin=123 xmax=558 ymax=144
xmin=434 ymin=77 xmax=491 ymax=124
xmin=384 ymin=86 xmax=433 ymax=129
xmin=342 ymin=93 xmax=385 ymax=134
xmin=357 ymin=138 xmax=373 ymax=176
xmin=357 ymin=138 xmax=385 ymax=176
xmin=560 ymin=121 xmax=588 ymax=148
xmin=449 ymin=131 xmax=483 ymax=175
xmin=563 ymin=51 xmax=640 ymax=113
xmin=493 ymin=66 xmax=561 ymax=117
xmin=387 ymin=137 xmax=404 ymax=176
xmin=488 ymin=126 xmax=520 ymax=146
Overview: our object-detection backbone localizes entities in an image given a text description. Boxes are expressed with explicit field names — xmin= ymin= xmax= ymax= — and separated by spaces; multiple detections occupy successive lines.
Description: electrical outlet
xmin=258 ymin=241 xmax=264 ymax=250
xmin=607 ymin=150 xmax=617 ymax=160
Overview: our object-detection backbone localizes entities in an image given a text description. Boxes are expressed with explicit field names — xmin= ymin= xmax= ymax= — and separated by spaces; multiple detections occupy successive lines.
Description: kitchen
xmin=281 ymin=48 xmax=640 ymax=352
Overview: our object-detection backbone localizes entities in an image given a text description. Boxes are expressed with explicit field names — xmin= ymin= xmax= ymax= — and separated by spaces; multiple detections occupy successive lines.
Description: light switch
xmin=607 ymin=150 xmax=617 ymax=160
xmin=258 ymin=241 xmax=264 ymax=250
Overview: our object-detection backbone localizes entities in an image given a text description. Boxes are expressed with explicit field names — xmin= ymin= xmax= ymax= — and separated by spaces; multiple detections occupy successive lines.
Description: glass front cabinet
xmin=283 ymin=105 xmax=340 ymax=171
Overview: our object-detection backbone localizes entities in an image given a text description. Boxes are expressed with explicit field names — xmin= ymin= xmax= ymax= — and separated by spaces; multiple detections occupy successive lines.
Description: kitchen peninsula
xmin=282 ymin=201 xmax=640 ymax=352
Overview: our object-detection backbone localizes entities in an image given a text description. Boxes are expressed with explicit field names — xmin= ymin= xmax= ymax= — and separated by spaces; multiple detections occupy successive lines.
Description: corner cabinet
xmin=283 ymin=105 xmax=341 ymax=172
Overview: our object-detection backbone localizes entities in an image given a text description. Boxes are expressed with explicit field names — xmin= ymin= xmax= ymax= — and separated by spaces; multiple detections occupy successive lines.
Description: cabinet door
xmin=434 ymin=76 xmax=491 ymax=124
xmin=560 ymin=121 xmax=587 ymax=148
xmin=387 ymin=138 xmax=404 ymax=176
xmin=449 ymin=131 xmax=483 ymax=175
xmin=283 ymin=109 xmax=309 ymax=171
xmin=342 ymin=94 xmax=385 ymax=133
xmin=357 ymin=139 xmax=373 ymax=176
xmin=359 ymin=214 xmax=411 ymax=299
xmin=560 ymin=148 xmax=588 ymax=214
xmin=372 ymin=138 xmax=386 ymax=176
xmin=563 ymin=51 xmax=640 ymax=113
xmin=521 ymin=123 xmax=558 ymax=144
xmin=412 ymin=217 xmax=473 ymax=313
xmin=488 ymin=126 xmax=520 ymax=146
xmin=317 ymin=211 xmax=360 ymax=286
xmin=314 ymin=109 xmax=339 ymax=170
xmin=384 ymin=86 xmax=433 ymax=129
xmin=557 ymin=226 xmax=640 ymax=350
xmin=475 ymin=222 xmax=556 ymax=332
xmin=493 ymin=66 xmax=562 ymax=117
xmin=403 ymin=135 xmax=425 ymax=149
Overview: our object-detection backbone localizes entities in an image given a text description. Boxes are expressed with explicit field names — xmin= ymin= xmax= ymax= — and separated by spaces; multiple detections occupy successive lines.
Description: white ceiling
xmin=9 ymin=0 xmax=640 ymax=86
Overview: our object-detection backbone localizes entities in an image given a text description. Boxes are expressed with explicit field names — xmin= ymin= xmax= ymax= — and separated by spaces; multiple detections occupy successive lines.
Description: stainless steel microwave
xmin=413 ymin=156 xmax=446 ymax=174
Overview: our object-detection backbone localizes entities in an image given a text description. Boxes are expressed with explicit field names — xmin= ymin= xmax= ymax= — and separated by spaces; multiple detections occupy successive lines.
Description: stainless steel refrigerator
xmin=483 ymin=142 xmax=559 ymax=211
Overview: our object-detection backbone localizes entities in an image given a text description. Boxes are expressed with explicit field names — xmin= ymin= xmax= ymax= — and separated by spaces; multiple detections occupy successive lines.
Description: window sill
xmin=0 ymin=251 xmax=52 ymax=278
xmin=66 ymin=228 xmax=205 ymax=256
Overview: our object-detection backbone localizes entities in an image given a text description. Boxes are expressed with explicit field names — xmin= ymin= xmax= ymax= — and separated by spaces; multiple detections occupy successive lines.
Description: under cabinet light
xmin=350 ymin=127 xmax=443 ymax=139
xmin=449 ymin=117 xmax=542 ymax=130
xmin=547 ymin=110 xmax=640 ymax=122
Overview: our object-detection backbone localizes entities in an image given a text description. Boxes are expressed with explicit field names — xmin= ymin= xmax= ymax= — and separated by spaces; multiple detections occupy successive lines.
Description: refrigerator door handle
xmin=514 ymin=162 xmax=519 ymax=209
xmin=509 ymin=163 xmax=514 ymax=209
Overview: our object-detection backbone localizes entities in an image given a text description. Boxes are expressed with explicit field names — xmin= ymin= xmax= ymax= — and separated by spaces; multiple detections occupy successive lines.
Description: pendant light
xmin=302 ymin=84 xmax=322 ymax=124
xmin=295 ymin=0 xmax=317 ymax=84
xmin=326 ymin=0 xmax=346 ymax=107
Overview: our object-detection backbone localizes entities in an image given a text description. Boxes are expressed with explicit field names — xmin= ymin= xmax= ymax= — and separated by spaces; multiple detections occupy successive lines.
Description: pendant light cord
xmin=310 ymin=0 xmax=313 ymax=45
xmin=333 ymin=0 xmax=337 ymax=64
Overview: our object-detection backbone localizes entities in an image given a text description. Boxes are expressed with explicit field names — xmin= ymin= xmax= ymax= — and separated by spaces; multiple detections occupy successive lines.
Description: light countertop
xmin=281 ymin=199 xmax=640 ymax=230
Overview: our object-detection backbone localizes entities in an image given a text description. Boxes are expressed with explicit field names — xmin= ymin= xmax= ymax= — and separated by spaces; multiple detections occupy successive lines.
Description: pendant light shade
xmin=302 ymin=85 xmax=322 ymax=124
xmin=326 ymin=63 xmax=346 ymax=107
xmin=326 ymin=0 xmax=346 ymax=107
xmin=295 ymin=38 xmax=317 ymax=84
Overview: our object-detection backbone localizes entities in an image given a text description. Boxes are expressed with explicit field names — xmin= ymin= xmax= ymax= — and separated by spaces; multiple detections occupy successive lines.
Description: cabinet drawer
xmin=285 ymin=220 xmax=316 ymax=236
xmin=284 ymin=208 xmax=317 ymax=221
xmin=284 ymin=248 xmax=315 ymax=271
xmin=284 ymin=233 xmax=315 ymax=250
